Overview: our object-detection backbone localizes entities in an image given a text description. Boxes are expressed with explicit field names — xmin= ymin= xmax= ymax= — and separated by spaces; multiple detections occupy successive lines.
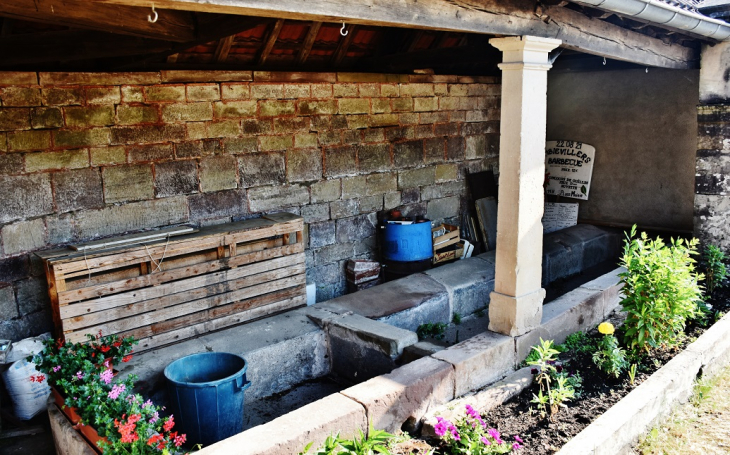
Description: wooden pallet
xmin=37 ymin=213 xmax=306 ymax=352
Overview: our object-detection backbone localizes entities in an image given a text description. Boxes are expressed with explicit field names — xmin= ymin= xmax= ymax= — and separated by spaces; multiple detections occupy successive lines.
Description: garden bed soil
xmin=412 ymin=292 xmax=730 ymax=455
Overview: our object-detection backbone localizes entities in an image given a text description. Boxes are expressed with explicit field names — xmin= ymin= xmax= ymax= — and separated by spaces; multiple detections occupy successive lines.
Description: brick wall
xmin=0 ymin=70 xmax=500 ymax=341
xmin=695 ymin=104 xmax=730 ymax=250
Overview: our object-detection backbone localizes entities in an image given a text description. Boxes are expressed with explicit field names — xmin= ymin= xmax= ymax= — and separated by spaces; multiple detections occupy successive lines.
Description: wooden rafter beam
xmin=297 ymin=21 xmax=322 ymax=65
xmin=214 ymin=35 xmax=236 ymax=63
xmin=0 ymin=0 xmax=196 ymax=42
xmin=258 ymin=19 xmax=284 ymax=65
xmin=0 ymin=30 xmax=176 ymax=65
xmin=87 ymin=0 xmax=698 ymax=68
xmin=331 ymin=24 xmax=357 ymax=66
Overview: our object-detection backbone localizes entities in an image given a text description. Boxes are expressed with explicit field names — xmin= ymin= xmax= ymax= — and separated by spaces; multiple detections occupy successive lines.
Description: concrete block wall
xmin=695 ymin=104 xmax=730 ymax=251
xmin=0 ymin=70 xmax=501 ymax=341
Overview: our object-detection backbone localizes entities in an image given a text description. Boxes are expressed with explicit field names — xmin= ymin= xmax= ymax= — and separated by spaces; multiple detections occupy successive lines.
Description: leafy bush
xmin=702 ymin=244 xmax=728 ymax=296
xmin=618 ymin=227 xmax=704 ymax=351
xmin=299 ymin=427 xmax=396 ymax=455
xmin=558 ymin=331 xmax=596 ymax=355
xmin=417 ymin=322 xmax=448 ymax=340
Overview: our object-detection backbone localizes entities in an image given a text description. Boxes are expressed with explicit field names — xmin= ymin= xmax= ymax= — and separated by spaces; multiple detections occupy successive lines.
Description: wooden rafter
xmin=406 ymin=30 xmax=426 ymax=52
xmin=214 ymin=35 xmax=236 ymax=63
xmin=331 ymin=24 xmax=357 ymax=66
xmin=88 ymin=0 xmax=698 ymax=68
xmin=258 ymin=19 xmax=284 ymax=65
xmin=296 ymin=21 xmax=322 ymax=65
xmin=0 ymin=0 xmax=196 ymax=42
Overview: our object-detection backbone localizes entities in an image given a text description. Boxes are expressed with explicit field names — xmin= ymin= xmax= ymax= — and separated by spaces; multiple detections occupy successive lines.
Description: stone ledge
xmin=557 ymin=312 xmax=730 ymax=455
xmin=424 ymin=256 xmax=495 ymax=317
xmin=198 ymin=392 xmax=367 ymax=455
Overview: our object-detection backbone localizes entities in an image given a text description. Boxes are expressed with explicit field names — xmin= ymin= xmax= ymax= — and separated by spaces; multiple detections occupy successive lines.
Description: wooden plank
xmin=331 ymin=24 xmax=357 ymax=66
xmin=0 ymin=0 xmax=197 ymax=42
xmin=224 ymin=218 xmax=302 ymax=245
xmin=132 ymin=292 xmax=306 ymax=352
xmin=64 ymin=266 xmax=140 ymax=291
xmin=258 ymin=19 xmax=284 ymax=65
xmin=59 ymin=252 xmax=305 ymax=317
xmin=64 ymin=273 xmax=305 ymax=342
xmin=70 ymin=226 xmax=195 ymax=252
xmin=297 ymin=21 xmax=322 ymax=65
xmin=91 ymin=0 xmax=698 ymax=68
xmin=214 ymin=35 xmax=235 ymax=63
xmin=62 ymin=263 xmax=306 ymax=331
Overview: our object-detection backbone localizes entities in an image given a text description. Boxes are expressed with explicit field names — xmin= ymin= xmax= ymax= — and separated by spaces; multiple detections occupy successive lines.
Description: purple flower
xmin=108 ymin=384 xmax=125 ymax=400
xmin=450 ymin=427 xmax=460 ymax=441
xmin=434 ymin=417 xmax=450 ymax=437
xmin=488 ymin=429 xmax=501 ymax=440
xmin=515 ymin=435 xmax=523 ymax=443
xmin=150 ymin=411 xmax=159 ymax=424
xmin=52 ymin=366 xmax=61 ymax=373
xmin=481 ymin=436 xmax=492 ymax=446
xmin=513 ymin=442 xmax=522 ymax=450
xmin=531 ymin=368 xmax=538 ymax=375
xmin=99 ymin=369 xmax=113 ymax=384
xmin=556 ymin=365 xmax=564 ymax=373
xmin=143 ymin=399 xmax=153 ymax=408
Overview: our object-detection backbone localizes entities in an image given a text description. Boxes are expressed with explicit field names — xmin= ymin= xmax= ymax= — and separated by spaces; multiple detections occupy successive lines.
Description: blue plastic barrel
xmin=383 ymin=222 xmax=433 ymax=262
xmin=164 ymin=352 xmax=251 ymax=446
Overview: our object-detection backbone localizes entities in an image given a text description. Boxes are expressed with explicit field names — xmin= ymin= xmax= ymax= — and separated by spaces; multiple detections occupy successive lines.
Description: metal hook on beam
xmin=340 ymin=22 xmax=348 ymax=36
xmin=148 ymin=4 xmax=158 ymax=23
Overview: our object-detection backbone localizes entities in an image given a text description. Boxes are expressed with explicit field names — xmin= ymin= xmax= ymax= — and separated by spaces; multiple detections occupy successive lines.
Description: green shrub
xmin=702 ymin=244 xmax=728 ymax=296
xmin=416 ymin=322 xmax=448 ymax=340
xmin=559 ymin=331 xmax=596 ymax=355
xmin=619 ymin=226 xmax=704 ymax=351
xmin=527 ymin=339 xmax=578 ymax=418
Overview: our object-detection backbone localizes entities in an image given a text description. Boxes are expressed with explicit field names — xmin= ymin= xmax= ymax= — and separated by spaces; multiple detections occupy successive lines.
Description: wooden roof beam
xmin=258 ymin=19 xmax=284 ymax=65
xmin=88 ymin=0 xmax=698 ymax=68
xmin=0 ymin=0 xmax=196 ymax=42
xmin=331 ymin=24 xmax=357 ymax=66
xmin=297 ymin=21 xmax=322 ymax=65
xmin=214 ymin=35 xmax=236 ymax=63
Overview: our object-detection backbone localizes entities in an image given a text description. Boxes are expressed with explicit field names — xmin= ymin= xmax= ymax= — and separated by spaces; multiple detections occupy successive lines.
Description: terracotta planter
xmin=51 ymin=387 xmax=81 ymax=425
xmin=73 ymin=421 xmax=109 ymax=453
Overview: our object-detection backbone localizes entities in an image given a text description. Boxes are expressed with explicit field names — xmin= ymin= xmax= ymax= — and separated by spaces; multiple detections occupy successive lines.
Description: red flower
xmin=163 ymin=416 xmax=175 ymax=432
xmin=113 ymin=341 xmax=122 ymax=347
xmin=123 ymin=355 xmax=133 ymax=363
xmin=173 ymin=432 xmax=187 ymax=447
xmin=147 ymin=434 xmax=164 ymax=447
xmin=128 ymin=414 xmax=142 ymax=424
xmin=99 ymin=345 xmax=111 ymax=353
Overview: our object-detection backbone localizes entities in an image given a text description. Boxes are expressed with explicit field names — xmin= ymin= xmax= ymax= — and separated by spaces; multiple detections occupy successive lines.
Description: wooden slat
xmin=297 ymin=21 xmax=322 ymax=65
xmin=62 ymin=263 xmax=306 ymax=331
xmin=224 ymin=218 xmax=302 ymax=245
xmin=60 ymin=252 xmax=305 ymax=317
xmin=64 ymin=273 xmax=305 ymax=342
xmin=58 ymin=242 xmax=298 ymax=304
xmin=92 ymin=0 xmax=699 ymax=69
xmin=132 ymin=292 xmax=306 ymax=352
xmin=258 ymin=19 xmax=284 ymax=65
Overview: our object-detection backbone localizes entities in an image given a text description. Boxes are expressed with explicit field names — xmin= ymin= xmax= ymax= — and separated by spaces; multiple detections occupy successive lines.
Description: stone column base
xmin=488 ymin=288 xmax=546 ymax=337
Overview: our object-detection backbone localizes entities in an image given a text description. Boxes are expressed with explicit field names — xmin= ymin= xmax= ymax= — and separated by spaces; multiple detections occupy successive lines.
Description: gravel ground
xmin=633 ymin=364 xmax=730 ymax=455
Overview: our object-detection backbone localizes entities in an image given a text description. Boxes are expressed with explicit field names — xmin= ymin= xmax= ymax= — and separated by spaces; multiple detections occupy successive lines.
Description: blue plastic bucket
xmin=164 ymin=352 xmax=251 ymax=446
xmin=383 ymin=222 xmax=433 ymax=262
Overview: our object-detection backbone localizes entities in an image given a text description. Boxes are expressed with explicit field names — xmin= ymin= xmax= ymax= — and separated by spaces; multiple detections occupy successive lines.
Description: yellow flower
xmin=598 ymin=322 xmax=615 ymax=335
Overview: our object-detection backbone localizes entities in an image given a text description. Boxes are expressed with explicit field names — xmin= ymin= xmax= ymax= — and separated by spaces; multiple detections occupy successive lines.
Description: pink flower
xmin=143 ymin=399 xmax=153 ymax=408
xmin=75 ymin=371 xmax=84 ymax=380
xmin=150 ymin=411 xmax=159 ymax=423
xmin=515 ymin=435 xmax=523 ymax=443
xmin=481 ymin=436 xmax=492 ymax=445
xmin=108 ymin=384 xmax=125 ymax=400
xmin=163 ymin=416 xmax=175 ymax=432
xmin=52 ymin=366 xmax=61 ymax=373
xmin=99 ymin=369 xmax=113 ymax=384
xmin=513 ymin=442 xmax=522 ymax=450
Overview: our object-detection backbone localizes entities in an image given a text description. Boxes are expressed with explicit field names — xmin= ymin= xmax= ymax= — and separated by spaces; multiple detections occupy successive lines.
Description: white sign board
xmin=543 ymin=202 xmax=579 ymax=234
xmin=545 ymin=140 xmax=595 ymax=201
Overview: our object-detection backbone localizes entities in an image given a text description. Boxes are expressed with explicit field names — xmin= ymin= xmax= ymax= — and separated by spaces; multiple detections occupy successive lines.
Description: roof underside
xmin=0 ymin=1 xmax=711 ymax=74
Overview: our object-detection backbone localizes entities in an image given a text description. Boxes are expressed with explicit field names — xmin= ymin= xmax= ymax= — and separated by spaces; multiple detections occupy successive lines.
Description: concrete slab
xmin=316 ymin=273 xmax=447 ymax=318
xmin=326 ymin=313 xmax=418 ymax=382
xmin=420 ymin=367 xmax=533 ymax=438
xmin=431 ymin=330 xmax=514 ymax=397
xmin=424 ymin=257 xmax=495 ymax=317
xmin=340 ymin=356 xmax=454 ymax=434
xmin=199 ymin=393 xmax=367 ymax=455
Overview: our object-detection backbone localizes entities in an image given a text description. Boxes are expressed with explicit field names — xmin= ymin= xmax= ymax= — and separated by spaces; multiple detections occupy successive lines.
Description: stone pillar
xmin=488 ymin=36 xmax=561 ymax=337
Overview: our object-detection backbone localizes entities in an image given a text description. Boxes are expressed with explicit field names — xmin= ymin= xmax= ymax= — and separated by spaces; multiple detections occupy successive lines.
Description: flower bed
xmin=29 ymin=332 xmax=188 ymax=454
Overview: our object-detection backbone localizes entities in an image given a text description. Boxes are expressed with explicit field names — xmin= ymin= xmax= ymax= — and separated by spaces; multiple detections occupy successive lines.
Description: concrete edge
xmin=196 ymin=267 xmax=623 ymax=455
xmin=557 ymin=312 xmax=730 ymax=455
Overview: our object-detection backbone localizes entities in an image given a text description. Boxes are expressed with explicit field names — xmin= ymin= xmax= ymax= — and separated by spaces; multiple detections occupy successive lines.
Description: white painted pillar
xmin=488 ymin=36 xmax=561 ymax=337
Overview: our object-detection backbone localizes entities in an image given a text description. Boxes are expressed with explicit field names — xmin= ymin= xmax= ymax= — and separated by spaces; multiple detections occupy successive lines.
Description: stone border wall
xmin=0 ymin=70 xmax=501 ymax=341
